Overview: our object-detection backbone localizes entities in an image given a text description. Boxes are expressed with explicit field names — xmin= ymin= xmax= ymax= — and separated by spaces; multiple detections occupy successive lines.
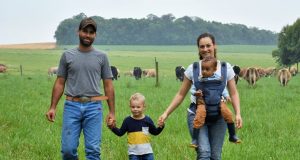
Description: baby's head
xmin=201 ymin=56 xmax=217 ymax=78
xmin=129 ymin=93 xmax=146 ymax=118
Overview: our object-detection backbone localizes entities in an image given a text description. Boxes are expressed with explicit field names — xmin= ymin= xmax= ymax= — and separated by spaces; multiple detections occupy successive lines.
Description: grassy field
xmin=1 ymin=45 xmax=300 ymax=160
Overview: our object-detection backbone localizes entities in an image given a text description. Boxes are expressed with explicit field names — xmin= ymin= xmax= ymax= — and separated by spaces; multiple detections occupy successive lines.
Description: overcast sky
xmin=0 ymin=0 xmax=299 ymax=44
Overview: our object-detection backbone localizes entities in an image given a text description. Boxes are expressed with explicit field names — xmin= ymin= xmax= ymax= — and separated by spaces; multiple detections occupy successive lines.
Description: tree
xmin=272 ymin=18 xmax=300 ymax=70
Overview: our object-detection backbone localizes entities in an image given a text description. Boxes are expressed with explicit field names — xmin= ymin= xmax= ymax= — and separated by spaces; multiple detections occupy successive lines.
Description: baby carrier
xmin=192 ymin=61 xmax=227 ymax=122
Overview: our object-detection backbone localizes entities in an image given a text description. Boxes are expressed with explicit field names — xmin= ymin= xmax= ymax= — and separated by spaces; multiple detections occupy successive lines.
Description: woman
xmin=158 ymin=33 xmax=242 ymax=160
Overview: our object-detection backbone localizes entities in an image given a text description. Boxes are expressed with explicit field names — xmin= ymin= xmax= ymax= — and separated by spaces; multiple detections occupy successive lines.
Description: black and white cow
xmin=133 ymin=67 xmax=142 ymax=80
xmin=232 ymin=65 xmax=241 ymax=84
xmin=110 ymin=66 xmax=119 ymax=80
xmin=175 ymin=66 xmax=185 ymax=82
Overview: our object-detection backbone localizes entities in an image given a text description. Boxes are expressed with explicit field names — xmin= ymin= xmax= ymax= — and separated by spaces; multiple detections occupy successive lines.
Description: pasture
xmin=0 ymin=45 xmax=299 ymax=160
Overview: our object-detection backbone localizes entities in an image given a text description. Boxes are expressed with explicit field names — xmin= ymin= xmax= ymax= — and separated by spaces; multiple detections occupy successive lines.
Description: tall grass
xmin=0 ymin=45 xmax=299 ymax=159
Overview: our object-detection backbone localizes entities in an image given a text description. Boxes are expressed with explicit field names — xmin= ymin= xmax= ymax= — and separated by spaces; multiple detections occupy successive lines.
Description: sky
xmin=0 ymin=0 xmax=299 ymax=44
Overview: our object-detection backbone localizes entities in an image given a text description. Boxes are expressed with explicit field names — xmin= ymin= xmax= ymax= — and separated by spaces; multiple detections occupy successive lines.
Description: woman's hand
xmin=235 ymin=114 xmax=242 ymax=129
xmin=158 ymin=112 xmax=168 ymax=127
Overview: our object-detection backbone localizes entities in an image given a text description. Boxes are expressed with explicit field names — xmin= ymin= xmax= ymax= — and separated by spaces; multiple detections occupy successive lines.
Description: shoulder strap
xmin=193 ymin=61 xmax=227 ymax=90
xmin=220 ymin=61 xmax=227 ymax=88
xmin=193 ymin=61 xmax=201 ymax=90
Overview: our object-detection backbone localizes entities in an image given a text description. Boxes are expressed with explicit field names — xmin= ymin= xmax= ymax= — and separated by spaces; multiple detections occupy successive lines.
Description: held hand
xmin=107 ymin=118 xmax=116 ymax=129
xmin=46 ymin=108 xmax=56 ymax=122
xmin=158 ymin=113 xmax=168 ymax=127
xmin=235 ymin=114 xmax=242 ymax=129
xmin=158 ymin=118 xmax=165 ymax=128
xmin=106 ymin=113 xmax=116 ymax=129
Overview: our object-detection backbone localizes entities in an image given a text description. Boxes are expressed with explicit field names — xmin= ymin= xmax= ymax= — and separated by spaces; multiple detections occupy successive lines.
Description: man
xmin=46 ymin=17 xmax=116 ymax=160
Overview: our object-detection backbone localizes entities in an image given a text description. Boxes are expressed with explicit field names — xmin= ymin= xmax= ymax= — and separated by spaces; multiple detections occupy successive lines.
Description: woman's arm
xmin=227 ymin=79 xmax=242 ymax=129
xmin=158 ymin=76 xmax=192 ymax=124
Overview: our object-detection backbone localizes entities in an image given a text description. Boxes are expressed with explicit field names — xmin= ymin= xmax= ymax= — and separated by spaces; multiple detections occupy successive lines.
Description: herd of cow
xmin=175 ymin=65 xmax=298 ymax=87
xmin=0 ymin=63 xmax=297 ymax=86
xmin=112 ymin=66 xmax=157 ymax=80
xmin=233 ymin=65 xmax=297 ymax=87
xmin=47 ymin=65 xmax=157 ymax=81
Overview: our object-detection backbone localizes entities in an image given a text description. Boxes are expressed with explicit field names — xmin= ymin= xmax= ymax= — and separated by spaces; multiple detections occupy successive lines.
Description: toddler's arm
xmin=109 ymin=118 xmax=128 ymax=136
xmin=148 ymin=117 xmax=164 ymax=135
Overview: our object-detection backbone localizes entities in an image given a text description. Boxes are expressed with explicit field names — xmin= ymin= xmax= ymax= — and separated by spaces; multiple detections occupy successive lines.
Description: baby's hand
xmin=225 ymin=96 xmax=232 ymax=103
xmin=194 ymin=90 xmax=203 ymax=97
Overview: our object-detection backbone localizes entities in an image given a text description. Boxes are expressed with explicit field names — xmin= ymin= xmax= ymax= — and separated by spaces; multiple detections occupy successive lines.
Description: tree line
xmin=54 ymin=13 xmax=277 ymax=45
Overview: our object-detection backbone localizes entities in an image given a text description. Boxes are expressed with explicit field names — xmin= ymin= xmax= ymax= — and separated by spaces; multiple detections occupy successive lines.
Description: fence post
xmin=155 ymin=57 xmax=159 ymax=87
xmin=20 ymin=65 xmax=23 ymax=76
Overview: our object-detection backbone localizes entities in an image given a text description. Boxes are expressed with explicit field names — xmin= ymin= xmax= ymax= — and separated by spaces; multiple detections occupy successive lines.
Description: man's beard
xmin=79 ymin=37 xmax=94 ymax=47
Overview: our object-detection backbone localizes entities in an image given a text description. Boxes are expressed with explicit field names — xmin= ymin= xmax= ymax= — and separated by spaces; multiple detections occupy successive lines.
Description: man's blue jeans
xmin=187 ymin=104 xmax=226 ymax=160
xmin=61 ymin=100 xmax=103 ymax=160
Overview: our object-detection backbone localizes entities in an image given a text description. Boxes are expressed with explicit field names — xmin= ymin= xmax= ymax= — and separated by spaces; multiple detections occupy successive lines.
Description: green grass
xmin=1 ymin=45 xmax=299 ymax=159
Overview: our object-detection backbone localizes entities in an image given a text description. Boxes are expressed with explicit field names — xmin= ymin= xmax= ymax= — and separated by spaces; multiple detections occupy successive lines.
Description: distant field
xmin=0 ymin=44 xmax=277 ymax=76
xmin=1 ymin=45 xmax=299 ymax=160
xmin=0 ymin=42 xmax=56 ymax=49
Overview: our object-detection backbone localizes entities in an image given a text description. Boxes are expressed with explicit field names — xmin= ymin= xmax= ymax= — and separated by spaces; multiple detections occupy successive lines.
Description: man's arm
xmin=46 ymin=77 xmax=65 ymax=122
xmin=103 ymin=79 xmax=116 ymax=127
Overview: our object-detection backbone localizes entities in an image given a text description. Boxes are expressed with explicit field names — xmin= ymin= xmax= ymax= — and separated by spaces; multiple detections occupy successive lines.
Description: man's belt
xmin=66 ymin=96 xmax=108 ymax=103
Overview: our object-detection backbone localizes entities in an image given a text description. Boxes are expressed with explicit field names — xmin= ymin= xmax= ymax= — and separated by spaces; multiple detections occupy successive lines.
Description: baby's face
xmin=130 ymin=99 xmax=145 ymax=119
xmin=202 ymin=62 xmax=216 ymax=78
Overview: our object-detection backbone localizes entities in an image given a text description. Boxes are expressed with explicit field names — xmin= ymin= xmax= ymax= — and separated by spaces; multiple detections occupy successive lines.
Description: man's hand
xmin=106 ymin=113 xmax=116 ymax=129
xmin=46 ymin=108 xmax=56 ymax=122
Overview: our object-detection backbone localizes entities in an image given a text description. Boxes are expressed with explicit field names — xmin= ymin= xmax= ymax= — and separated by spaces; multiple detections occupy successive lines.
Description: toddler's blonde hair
xmin=129 ymin=93 xmax=145 ymax=105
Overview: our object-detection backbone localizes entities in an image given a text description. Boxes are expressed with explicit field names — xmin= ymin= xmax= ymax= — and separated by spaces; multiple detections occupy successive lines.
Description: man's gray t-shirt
xmin=57 ymin=48 xmax=113 ymax=97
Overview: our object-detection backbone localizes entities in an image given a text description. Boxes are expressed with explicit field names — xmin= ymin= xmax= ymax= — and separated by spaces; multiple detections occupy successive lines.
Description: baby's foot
xmin=229 ymin=135 xmax=242 ymax=144
xmin=189 ymin=143 xmax=198 ymax=148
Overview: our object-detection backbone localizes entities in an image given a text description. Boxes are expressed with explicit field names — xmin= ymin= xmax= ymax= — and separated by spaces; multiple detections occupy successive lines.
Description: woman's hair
xmin=196 ymin=32 xmax=217 ymax=59
xmin=129 ymin=92 xmax=145 ymax=104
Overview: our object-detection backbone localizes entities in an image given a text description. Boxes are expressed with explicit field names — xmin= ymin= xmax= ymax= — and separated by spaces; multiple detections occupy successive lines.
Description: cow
xmin=175 ymin=66 xmax=185 ymax=82
xmin=124 ymin=71 xmax=134 ymax=76
xmin=278 ymin=68 xmax=291 ymax=86
xmin=243 ymin=67 xmax=260 ymax=86
xmin=256 ymin=67 xmax=266 ymax=77
xmin=289 ymin=66 xmax=297 ymax=76
xmin=143 ymin=69 xmax=156 ymax=77
xmin=264 ymin=67 xmax=276 ymax=77
xmin=133 ymin=67 xmax=142 ymax=80
xmin=232 ymin=65 xmax=241 ymax=84
xmin=0 ymin=64 xmax=7 ymax=73
xmin=110 ymin=66 xmax=119 ymax=80
xmin=239 ymin=67 xmax=247 ymax=78
xmin=48 ymin=66 xmax=58 ymax=76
